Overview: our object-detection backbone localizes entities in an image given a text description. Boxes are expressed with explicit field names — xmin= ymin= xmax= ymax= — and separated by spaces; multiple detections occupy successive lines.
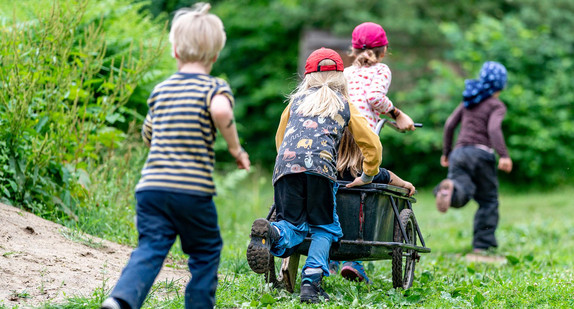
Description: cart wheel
xmin=392 ymin=208 xmax=416 ymax=289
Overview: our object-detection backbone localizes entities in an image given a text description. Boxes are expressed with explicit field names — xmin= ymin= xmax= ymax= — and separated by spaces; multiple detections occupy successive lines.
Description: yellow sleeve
xmin=275 ymin=103 xmax=291 ymax=151
xmin=347 ymin=103 xmax=383 ymax=176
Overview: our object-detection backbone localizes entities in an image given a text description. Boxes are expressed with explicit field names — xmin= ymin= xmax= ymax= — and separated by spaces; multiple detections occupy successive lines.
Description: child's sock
xmin=304 ymin=267 xmax=323 ymax=276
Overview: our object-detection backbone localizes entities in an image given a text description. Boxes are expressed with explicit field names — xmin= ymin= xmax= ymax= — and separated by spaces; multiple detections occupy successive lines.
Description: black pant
xmin=447 ymin=146 xmax=499 ymax=249
xmin=274 ymin=173 xmax=335 ymax=226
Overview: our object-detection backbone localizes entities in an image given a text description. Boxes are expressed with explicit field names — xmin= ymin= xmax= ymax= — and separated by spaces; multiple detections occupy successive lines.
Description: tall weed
xmin=0 ymin=0 xmax=164 ymax=221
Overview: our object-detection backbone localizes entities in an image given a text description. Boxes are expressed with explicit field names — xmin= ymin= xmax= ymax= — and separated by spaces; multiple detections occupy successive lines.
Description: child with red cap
xmin=246 ymin=48 xmax=383 ymax=303
xmin=331 ymin=21 xmax=417 ymax=284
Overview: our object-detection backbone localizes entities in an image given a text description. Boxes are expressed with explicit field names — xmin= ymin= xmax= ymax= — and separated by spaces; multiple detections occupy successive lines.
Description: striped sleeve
xmin=206 ymin=78 xmax=235 ymax=108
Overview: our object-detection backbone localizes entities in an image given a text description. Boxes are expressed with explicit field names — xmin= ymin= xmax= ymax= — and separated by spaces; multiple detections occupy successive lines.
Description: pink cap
xmin=352 ymin=22 xmax=388 ymax=49
xmin=304 ymin=48 xmax=344 ymax=75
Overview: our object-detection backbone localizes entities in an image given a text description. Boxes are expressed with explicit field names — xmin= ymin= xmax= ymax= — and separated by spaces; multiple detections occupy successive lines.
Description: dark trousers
xmin=110 ymin=190 xmax=222 ymax=309
xmin=447 ymin=146 xmax=499 ymax=249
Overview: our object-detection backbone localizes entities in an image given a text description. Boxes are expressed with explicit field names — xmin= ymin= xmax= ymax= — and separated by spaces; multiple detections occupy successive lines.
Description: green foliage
xmin=0 ymin=0 xmax=163 ymax=220
xmin=386 ymin=0 xmax=574 ymax=186
xmin=42 ymin=175 xmax=574 ymax=308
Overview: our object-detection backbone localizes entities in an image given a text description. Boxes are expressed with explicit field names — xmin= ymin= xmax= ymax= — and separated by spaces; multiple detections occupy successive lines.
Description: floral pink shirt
xmin=344 ymin=63 xmax=394 ymax=130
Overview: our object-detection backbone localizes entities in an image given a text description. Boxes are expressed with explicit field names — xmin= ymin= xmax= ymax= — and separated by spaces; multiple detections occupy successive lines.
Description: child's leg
xmin=471 ymin=151 xmax=499 ymax=250
xmin=270 ymin=220 xmax=309 ymax=257
xmin=303 ymin=229 xmax=336 ymax=275
xmin=171 ymin=194 xmax=222 ymax=309
xmin=436 ymin=147 xmax=477 ymax=211
xmin=303 ymin=179 xmax=343 ymax=276
xmin=109 ymin=191 xmax=177 ymax=309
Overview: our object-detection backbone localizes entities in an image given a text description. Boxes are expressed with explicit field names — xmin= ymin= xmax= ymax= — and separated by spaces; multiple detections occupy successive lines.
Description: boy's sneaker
xmin=300 ymin=271 xmax=330 ymax=303
xmin=101 ymin=298 xmax=122 ymax=309
xmin=435 ymin=179 xmax=453 ymax=213
xmin=328 ymin=260 xmax=340 ymax=275
xmin=340 ymin=261 xmax=372 ymax=284
xmin=246 ymin=218 xmax=279 ymax=274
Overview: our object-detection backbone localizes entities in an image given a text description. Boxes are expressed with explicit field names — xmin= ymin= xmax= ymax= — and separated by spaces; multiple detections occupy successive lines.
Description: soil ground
xmin=0 ymin=203 xmax=189 ymax=308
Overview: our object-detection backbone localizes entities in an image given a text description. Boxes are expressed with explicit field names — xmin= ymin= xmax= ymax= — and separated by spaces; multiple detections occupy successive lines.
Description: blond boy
xmin=102 ymin=3 xmax=249 ymax=309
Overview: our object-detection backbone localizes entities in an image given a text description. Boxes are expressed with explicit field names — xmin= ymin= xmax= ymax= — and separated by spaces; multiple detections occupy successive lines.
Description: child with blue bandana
xmin=435 ymin=61 xmax=513 ymax=253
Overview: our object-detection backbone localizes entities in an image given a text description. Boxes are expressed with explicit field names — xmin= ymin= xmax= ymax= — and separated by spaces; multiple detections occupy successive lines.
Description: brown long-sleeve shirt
xmin=443 ymin=96 xmax=509 ymax=158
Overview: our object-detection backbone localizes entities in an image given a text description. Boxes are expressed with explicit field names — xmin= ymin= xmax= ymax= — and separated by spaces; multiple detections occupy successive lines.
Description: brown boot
xmin=435 ymin=179 xmax=453 ymax=213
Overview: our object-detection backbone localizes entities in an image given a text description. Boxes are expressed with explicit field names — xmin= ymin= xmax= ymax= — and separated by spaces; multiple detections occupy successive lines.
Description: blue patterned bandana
xmin=462 ymin=61 xmax=507 ymax=108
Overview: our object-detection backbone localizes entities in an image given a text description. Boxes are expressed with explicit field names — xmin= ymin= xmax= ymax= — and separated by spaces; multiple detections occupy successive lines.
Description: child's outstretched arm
xmin=365 ymin=65 xmax=414 ymax=131
xmin=210 ymin=94 xmax=250 ymax=171
xmin=365 ymin=64 xmax=394 ymax=115
xmin=388 ymin=170 xmax=415 ymax=196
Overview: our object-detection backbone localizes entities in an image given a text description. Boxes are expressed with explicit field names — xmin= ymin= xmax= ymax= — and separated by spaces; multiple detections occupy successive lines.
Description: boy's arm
xmin=347 ymin=103 xmax=383 ymax=180
xmin=487 ymin=104 xmax=509 ymax=158
xmin=388 ymin=170 xmax=415 ymax=196
xmin=488 ymin=104 xmax=512 ymax=173
xmin=442 ymin=104 xmax=463 ymax=160
xmin=275 ymin=103 xmax=291 ymax=151
xmin=142 ymin=111 xmax=153 ymax=147
xmin=210 ymin=94 xmax=250 ymax=170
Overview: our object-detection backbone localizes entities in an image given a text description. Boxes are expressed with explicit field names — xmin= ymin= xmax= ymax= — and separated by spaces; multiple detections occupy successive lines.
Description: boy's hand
xmin=403 ymin=181 xmax=416 ymax=196
xmin=440 ymin=155 xmax=449 ymax=167
xmin=232 ymin=148 xmax=251 ymax=171
xmin=346 ymin=177 xmax=371 ymax=188
xmin=498 ymin=157 xmax=512 ymax=173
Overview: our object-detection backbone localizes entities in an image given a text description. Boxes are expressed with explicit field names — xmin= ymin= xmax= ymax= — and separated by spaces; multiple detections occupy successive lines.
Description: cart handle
xmin=374 ymin=119 xmax=423 ymax=135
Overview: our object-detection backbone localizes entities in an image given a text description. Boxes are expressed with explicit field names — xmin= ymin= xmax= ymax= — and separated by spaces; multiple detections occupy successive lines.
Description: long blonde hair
xmin=350 ymin=46 xmax=387 ymax=67
xmin=337 ymin=128 xmax=364 ymax=178
xmin=289 ymin=59 xmax=349 ymax=119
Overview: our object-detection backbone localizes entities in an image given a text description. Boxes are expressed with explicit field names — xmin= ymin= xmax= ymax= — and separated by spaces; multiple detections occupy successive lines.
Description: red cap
xmin=352 ymin=22 xmax=388 ymax=49
xmin=304 ymin=48 xmax=344 ymax=75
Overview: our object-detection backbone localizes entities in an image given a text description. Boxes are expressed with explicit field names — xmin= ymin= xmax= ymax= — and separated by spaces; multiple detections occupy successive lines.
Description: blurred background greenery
xmin=0 ymin=0 xmax=573 ymax=225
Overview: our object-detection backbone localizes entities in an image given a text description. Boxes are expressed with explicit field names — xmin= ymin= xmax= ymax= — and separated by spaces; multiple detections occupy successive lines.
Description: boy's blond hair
xmin=169 ymin=3 xmax=226 ymax=67
xmin=289 ymin=59 xmax=349 ymax=119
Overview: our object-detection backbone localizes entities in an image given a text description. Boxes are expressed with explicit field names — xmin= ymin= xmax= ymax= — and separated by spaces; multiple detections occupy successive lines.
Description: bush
xmin=0 ymin=0 xmax=164 ymax=220
xmin=385 ymin=3 xmax=574 ymax=187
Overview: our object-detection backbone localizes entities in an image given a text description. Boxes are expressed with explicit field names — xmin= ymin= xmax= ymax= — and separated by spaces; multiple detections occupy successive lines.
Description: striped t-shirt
xmin=135 ymin=72 xmax=234 ymax=196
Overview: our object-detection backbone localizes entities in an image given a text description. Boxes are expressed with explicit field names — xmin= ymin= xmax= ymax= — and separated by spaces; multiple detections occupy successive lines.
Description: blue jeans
xmin=270 ymin=182 xmax=343 ymax=277
xmin=110 ymin=190 xmax=222 ymax=309
xmin=447 ymin=146 xmax=499 ymax=249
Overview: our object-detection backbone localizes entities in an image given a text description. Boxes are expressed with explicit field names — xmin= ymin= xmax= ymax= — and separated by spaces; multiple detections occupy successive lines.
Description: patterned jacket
xmin=273 ymin=89 xmax=382 ymax=184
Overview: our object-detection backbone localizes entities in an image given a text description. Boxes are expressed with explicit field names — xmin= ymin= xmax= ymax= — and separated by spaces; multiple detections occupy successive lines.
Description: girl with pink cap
xmin=344 ymin=22 xmax=415 ymax=131
xmin=332 ymin=21 xmax=417 ymax=284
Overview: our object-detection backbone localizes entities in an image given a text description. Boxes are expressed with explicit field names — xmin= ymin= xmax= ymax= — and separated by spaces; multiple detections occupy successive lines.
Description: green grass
xmin=211 ymin=184 xmax=574 ymax=308
xmin=9 ymin=162 xmax=574 ymax=308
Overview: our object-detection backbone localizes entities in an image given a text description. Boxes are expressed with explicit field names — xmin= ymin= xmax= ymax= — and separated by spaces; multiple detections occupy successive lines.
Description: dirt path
xmin=0 ymin=203 xmax=189 ymax=308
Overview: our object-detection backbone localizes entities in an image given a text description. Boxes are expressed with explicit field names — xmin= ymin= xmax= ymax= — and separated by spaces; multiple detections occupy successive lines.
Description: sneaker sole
xmin=300 ymin=295 xmax=320 ymax=304
xmin=246 ymin=219 xmax=271 ymax=274
xmin=340 ymin=266 xmax=363 ymax=282
xmin=436 ymin=179 xmax=453 ymax=213
xmin=300 ymin=290 xmax=329 ymax=304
